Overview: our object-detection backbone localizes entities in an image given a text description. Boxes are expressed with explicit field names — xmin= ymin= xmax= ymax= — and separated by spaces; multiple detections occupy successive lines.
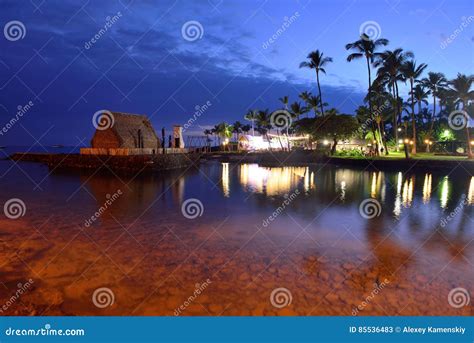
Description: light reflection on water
xmin=0 ymin=160 xmax=472 ymax=316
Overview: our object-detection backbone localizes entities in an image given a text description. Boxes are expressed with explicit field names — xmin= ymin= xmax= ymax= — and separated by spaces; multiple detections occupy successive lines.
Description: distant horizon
xmin=0 ymin=0 xmax=473 ymax=145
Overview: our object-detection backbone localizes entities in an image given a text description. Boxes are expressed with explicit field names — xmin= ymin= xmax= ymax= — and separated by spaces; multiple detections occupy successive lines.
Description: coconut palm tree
xmin=298 ymin=92 xmax=312 ymax=117
xmin=374 ymin=48 xmax=414 ymax=150
xmin=241 ymin=124 xmax=251 ymax=134
xmin=232 ymin=121 xmax=243 ymax=141
xmin=279 ymin=96 xmax=289 ymax=110
xmin=290 ymin=101 xmax=309 ymax=120
xmin=204 ymin=128 xmax=213 ymax=150
xmin=255 ymin=109 xmax=273 ymax=150
xmin=305 ymin=95 xmax=321 ymax=117
xmin=412 ymin=84 xmax=430 ymax=115
xmin=448 ymin=73 xmax=474 ymax=158
xmin=419 ymin=72 xmax=448 ymax=151
xmin=299 ymin=50 xmax=333 ymax=116
xmin=402 ymin=60 xmax=428 ymax=154
xmin=244 ymin=109 xmax=258 ymax=136
xmin=345 ymin=34 xmax=389 ymax=151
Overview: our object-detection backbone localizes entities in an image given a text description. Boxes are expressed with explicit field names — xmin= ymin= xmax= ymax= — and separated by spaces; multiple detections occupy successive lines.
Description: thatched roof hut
xmin=91 ymin=111 xmax=160 ymax=149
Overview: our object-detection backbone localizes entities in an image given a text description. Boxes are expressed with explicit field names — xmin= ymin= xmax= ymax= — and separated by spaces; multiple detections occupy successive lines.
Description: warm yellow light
xmin=470 ymin=141 xmax=474 ymax=146
xmin=323 ymin=140 xmax=329 ymax=145
xmin=398 ymin=139 xmax=403 ymax=144
xmin=404 ymin=139 xmax=409 ymax=144
xmin=223 ymin=138 xmax=229 ymax=145
xmin=409 ymin=141 xmax=414 ymax=145
xmin=424 ymin=139 xmax=429 ymax=144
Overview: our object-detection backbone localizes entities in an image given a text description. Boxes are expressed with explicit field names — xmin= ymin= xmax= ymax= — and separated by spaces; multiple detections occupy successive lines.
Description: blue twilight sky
xmin=0 ymin=0 xmax=473 ymax=145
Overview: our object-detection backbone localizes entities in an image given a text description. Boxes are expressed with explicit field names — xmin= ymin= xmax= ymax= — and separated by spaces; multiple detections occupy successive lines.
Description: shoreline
xmin=202 ymin=151 xmax=474 ymax=173
xmin=6 ymin=151 xmax=474 ymax=174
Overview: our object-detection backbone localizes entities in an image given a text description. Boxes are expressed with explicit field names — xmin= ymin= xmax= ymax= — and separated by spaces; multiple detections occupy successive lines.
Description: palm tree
xmin=232 ymin=121 xmax=243 ymax=141
xmin=305 ymin=95 xmax=321 ymax=117
xmin=290 ymin=101 xmax=309 ymax=120
xmin=449 ymin=73 xmax=474 ymax=158
xmin=299 ymin=50 xmax=333 ymax=116
xmin=278 ymin=95 xmax=291 ymax=150
xmin=204 ymin=129 xmax=213 ymax=151
xmin=374 ymin=48 xmax=414 ymax=151
xmin=241 ymin=124 xmax=251 ymax=134
xmin=255 ymin=109 xmax=273 ymax=150
xmin=278 ymin=96 xmax=289 ymax=110
xmin=419 ymin=72 xmax=448 ymax=151
xmin=402 ymin=60 xmax=428 ymax=154
xmin=244 ymin=109 xmax=258 ymax=136
xmin=346 ymin=34 xmax=389 ymax=153
xmin=412 ymin=84 xmax=429 ymax=115
xmin=299 ymin=91 xmax=312 ymax=103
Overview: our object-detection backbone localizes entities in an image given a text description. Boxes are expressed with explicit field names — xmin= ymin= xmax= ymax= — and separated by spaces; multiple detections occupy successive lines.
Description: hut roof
xmin=92 ymin=111 xmax=159 ymax=148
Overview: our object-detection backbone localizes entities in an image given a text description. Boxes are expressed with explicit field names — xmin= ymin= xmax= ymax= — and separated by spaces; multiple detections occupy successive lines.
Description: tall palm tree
xmin=204 ymin=129 xmax=213 ymax=150
xmin=244 ymin=109 xmax=258 ymax=136
xmin=419 ymin=72 xmax=448 ymax=151
xmin=278 ymin=95 xmax=291 ymax=150
xmin=449 ymin=73 xmax=474 ymax=158
xmin=346 ymin=34 xmax=388 ymax=153
xmin=299 ymin=50 xmax=333 ymax=116
xmin=402 ymin=60 xmax=428 ymax=154
xmin=255 ymin=109 xmax=273 ymax=150
xmin=305 ymin=95 xmax=321 ymax=117
xmin=412 ymin=84 xmax=429 ymax=115
xmin=374 ymin=48 xmax=414 ymax=150
xmin=232 ymin=121 xmax=243 ymax=141
xmin=278 ymin=96 xmax=289 ymax=110
xmin=290 ymin=101 xmax=309 ymax=120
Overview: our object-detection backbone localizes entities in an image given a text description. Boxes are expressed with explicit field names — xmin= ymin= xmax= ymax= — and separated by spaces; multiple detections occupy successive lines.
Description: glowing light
xmin=222 ymin=162 xmax=230 ymax=197
xmin=393 ymin=172 xmax=403 ymax=217
xmin=402 ymin=176 xmax=414 ymax=207
xmin=440 ymin=176 xmax=450 ymax=209
xmin=398 ymin=139 xmax=403 ymax=144
xmin=323 ymin=140 xmax=329 ymax=146
xmin=467 ymin=177 xmax=474 ymax=205
xmin=422 ymin=174 xmax=432 ymax=204
xmin=239 ymin=164 xmax=309 ymax=196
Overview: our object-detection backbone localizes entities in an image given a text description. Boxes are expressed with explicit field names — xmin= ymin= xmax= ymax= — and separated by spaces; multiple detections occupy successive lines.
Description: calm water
xmin=0 ymin=159 xmax=472 ymax=316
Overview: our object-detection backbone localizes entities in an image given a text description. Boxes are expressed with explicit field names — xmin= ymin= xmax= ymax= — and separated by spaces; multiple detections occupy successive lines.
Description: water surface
xmin=0 ymin=159 xmax=472 ymax=315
